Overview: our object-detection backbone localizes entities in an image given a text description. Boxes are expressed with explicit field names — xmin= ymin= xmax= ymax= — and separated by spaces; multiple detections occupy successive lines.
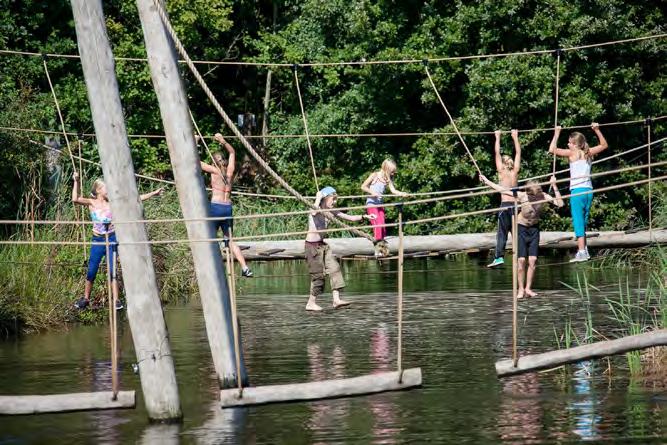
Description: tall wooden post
xmin=135 ymin=0 xmax=246 ymax=388
xmin=70 ymin=0 xmax=181 ymax=421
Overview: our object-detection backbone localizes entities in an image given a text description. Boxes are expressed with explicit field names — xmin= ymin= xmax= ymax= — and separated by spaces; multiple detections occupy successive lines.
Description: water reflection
xmin=498 ymin=373 xmax=544 ymax=444
xmin=368 ymin=324 xmax=399 ymax=444
xmin=569 ymin=361 xmax=601 ymax=440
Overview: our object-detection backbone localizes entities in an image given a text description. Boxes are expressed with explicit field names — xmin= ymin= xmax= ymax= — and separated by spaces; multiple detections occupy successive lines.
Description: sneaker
xmin=115 ymin=299 xmax=124 ymax=311
xmin=569 ymin=250 xmax=590 ymax=263
xmin=241 ymin=268 xmax=253 ymax=278
xmin=487 ymin=257 xmax=505 ymax=268
xmin=74 ymin=297 xmax=89 ymax=310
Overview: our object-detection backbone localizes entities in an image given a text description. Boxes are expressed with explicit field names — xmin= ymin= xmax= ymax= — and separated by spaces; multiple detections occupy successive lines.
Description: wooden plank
xmin=220 ymin=368 xmax=422 ymax=408
xmin=70 ymin=0 xmax=181 ymax=420
xmin=0 ymin=391 xmax=135 ymax=415
xmin=496 ymin=330 xmax=667 ymax=377
xmin=257 ymin=248 xmax=286 ymax=256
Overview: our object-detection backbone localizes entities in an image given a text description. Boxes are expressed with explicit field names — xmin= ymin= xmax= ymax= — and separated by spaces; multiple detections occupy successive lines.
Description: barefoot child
xmin=487 ymin=129 xmax=521 ymax=268
xmin=71 ymin=172 xmax=162 ymax=310
xmin=200 ymin=133 xmax=252 ymax=277
xmin=361 ymin=159 xmax=407 ymax=256
xmin=480 ymin=175 xmax=563 ymax=299
xmin=549 ymin=123 xmax=608 ymax=262
xmin=305 ymin=186 xmax=376 ymax=311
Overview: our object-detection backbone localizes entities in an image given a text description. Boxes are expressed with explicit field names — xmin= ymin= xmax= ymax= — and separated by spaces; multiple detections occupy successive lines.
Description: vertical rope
xmin=511 ymin=201 xmax=519 ymax=367
xmin=190 ymin=110 xmax=228 ymax=181
xmin=647 ymin=120 xmax=652 ymax=240
xmin=42 ymin=56 xmax=77 ymax=172
xmin=292 ymin=65 xmax=320 ymax=191
xmin=77 ymin=138 xmax=86 ymax=261
xmin=396 ymin=205 xmax=404 ymax=382
xmin=552 ymin=50 xmax=562 ymax=175
xmin=424 ymin=64 xmax=481 ymax=176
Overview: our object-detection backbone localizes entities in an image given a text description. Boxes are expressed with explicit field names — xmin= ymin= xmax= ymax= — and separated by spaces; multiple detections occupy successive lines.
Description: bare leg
xmin=306 ymin=295 xmax=323 ymax=311
xmin=577 ymin=236 xmax=586 ymax=251
xmin=332 ymin=289 xmax=350 ymax=309
xmin=517 ymin=258 xmax=526 ymax=299
xmin=230 ymin=240 xmax=249 ymax=270
xmin=524 ymin=257 xmax=538 ymax=297
xmin=84 ymin=279 xmax=93 ymax=301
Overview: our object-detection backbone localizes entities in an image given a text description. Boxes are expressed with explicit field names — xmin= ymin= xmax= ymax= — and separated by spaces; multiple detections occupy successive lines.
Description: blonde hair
xmin=212 ymin=151 xmax=229 ymax=169
xmin=569 ymin=132 xmax=591 ymax=160
xmin=525 ymin=180 xmax=542 ymax=197
xmin=379 ymin=159 xmax=397 ymax=182
xmin=502 ymin=155 xmax=514 ymax=171
xmin=91 ymin=179 xmax=105 ymax=197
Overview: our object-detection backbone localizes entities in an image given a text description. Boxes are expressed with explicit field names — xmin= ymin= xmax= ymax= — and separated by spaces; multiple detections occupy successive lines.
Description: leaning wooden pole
xmin=70 ymin=0 xmax=181 ymax=420
xmin=496 ymin=330 xmax=667 ymax=377
xmin=511 ymin=202 xmax=519 ymax=367
xmin=136 ymin=0 xmax=246 ymax=388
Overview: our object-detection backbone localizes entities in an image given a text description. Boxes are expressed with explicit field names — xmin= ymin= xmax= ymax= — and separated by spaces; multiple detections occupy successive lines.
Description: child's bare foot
xmin=306 ymin=296 xmax=323 ymax=311
xmin=524 ymin=289 xmax=538 ymax=298
xmin=333 ymin=300 xmax=351 ymax=309
xmin=517 ymin=290 xmax=525 ymax=300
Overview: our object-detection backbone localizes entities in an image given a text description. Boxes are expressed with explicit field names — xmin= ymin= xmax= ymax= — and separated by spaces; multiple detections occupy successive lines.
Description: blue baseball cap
xmin=319 ymin=186 xmax=337 ymax=197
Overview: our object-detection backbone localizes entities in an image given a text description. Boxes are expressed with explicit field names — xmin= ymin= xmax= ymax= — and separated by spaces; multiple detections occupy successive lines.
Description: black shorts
xmin=518 ymin=224 xmax=540 ymax=258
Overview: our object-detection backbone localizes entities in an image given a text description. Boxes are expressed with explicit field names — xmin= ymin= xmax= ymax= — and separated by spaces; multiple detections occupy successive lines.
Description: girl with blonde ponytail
xmin=549 ymin=123 xmax=608 ymax=262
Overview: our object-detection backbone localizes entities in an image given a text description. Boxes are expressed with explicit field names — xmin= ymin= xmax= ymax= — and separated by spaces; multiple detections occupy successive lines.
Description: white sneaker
xmin=569 ymin=250 xmax=590 ymax=263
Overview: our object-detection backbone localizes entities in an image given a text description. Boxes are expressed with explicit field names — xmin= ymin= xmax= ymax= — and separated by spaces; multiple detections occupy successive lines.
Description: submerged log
xmin=496 ymin=330 xmax=667 ymax=377
xmin=239 ymin=229 xmax=667 ymax=260
xmin=0 ymin=390 xmax=135 ymax=415
xmin=220 ymin=368 xmax=422 ymax=408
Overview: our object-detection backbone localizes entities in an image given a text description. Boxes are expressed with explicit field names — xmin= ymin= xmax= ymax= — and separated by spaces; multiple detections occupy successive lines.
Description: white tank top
xmin=569 ymin=159 xmax=592 ymax=190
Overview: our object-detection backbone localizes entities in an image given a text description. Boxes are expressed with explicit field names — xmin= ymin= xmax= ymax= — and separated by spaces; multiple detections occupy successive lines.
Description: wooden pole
xmin=647 ymin=121 xmax=652 ymax=240
xmin=0 ymin=391 xmax=135 ymax=415
xmin=70 ymin=0 xmax=181 ymax=421
xmin=496 ymin=330 xmax=667 ymax=377
xmin=136 ymin=0 xmax=246 ymax=388
xmin=511 ymin=200 xmax=519 ymax=367
xmin=397 ymin=205 xmax=404 ymax=381
xmin=105 ymin=234 xmax=118 ymax=400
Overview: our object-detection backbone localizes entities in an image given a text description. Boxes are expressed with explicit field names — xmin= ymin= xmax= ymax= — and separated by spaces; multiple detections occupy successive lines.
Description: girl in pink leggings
xmin=361 ymin=159 xmax=407 ymax=255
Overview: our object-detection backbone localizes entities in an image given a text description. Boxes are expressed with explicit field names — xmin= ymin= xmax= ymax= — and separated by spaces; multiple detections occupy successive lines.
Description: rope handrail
xmin=0 ymin=33 xmax=663 ymax=67
xmin=3 ymin=115 xmax=664 ymax=141
xmin=0 ymin=174 xmax=664 ymax=247
xmin=29 ymin=137 xmax=667 ymax=199
xmin=1 ymin=158 xmax=664 ymax=228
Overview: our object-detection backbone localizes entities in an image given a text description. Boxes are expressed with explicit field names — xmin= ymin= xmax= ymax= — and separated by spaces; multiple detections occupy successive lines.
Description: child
xmin=361 ymin=159 xmax=407 ymax=256
xmin=71 ymin=172 xmax=162 ymax=310
xmin=480 ymin=174 xmax=563 ymax=299
xmin=487 ymin=129 xmax=521 ymax=268
xmin=549 ymin=123 xmax=608 ymax=262
xmin=200 ymin=133 xmax=252 ymax=277
xmin=305 ymin=186 xmax=376 ymax=311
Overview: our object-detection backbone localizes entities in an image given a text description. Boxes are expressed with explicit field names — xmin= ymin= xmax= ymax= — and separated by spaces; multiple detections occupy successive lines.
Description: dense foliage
xmin=0 ymin=0 xmax=664 ymax=235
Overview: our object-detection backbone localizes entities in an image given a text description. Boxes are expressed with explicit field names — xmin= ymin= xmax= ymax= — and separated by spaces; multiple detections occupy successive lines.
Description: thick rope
xmin=424 ymin=64 xmax=482 ymax=176
xmin=292 ymin=65 xmax=319 ymax=191
xmin=3 ymin=174 xmax=665 ymax=246
xmin=149 ymin=0 xmax=373 ymax=242
xmin=552 ymin=50 xmax=561 ymax=175
xmin=1 ymin=33 xmax=664 ymax=67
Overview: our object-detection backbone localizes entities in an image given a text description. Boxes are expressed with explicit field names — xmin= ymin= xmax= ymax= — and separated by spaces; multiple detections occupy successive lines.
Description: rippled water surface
xmin=1 ymin=255 xmax=665 ymax=444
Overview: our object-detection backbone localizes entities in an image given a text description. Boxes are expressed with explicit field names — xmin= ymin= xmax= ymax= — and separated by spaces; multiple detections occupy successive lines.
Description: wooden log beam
xmin=237 ymin=229 xmax=667 ymax=260
xmin=220 ymin=368 xmax=422 ymax=408
xmin=0 ymin=391 xmax=135 ymax=415
xmin=496 ymin=330 xmax=667 ymax=377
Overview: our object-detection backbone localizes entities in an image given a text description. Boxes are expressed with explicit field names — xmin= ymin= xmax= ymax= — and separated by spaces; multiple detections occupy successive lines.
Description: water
xmin=1 ymin=255 xmax=665 ymax=444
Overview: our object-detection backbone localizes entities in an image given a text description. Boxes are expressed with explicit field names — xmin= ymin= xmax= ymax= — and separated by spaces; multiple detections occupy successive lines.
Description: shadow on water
xmin=0 ymin=255 xmax=666 ymax=443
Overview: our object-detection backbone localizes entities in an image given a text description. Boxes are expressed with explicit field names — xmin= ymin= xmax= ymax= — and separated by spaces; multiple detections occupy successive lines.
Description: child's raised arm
xmin=480 ymin=174 xmax=515 ymax=199
xmin=361 ymin=172 xmax=379 ymax=197
xmin=494 ymin=130 xmax=503 ymax=173
xmin=587 ymin=123 xmax=609 ymax=157
xmin=214 ymin=133 xmax=235 ymax=180
xmin=511 ymin=129 xmax=521 ymax=174
xmin=548 ymin=126 xmax=571 ymax=158
xmin=71 ymin=172 xmax=92 ymax=206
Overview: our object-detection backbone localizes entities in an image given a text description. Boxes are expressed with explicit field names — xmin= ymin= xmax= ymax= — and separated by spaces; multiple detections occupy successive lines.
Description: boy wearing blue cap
xmin=305 ymin=186 xmax=376 ymax=311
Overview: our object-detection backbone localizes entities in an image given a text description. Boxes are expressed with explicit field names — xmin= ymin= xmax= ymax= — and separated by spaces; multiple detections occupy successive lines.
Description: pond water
xmin=1 ymin=255 xmax=665 ymax=444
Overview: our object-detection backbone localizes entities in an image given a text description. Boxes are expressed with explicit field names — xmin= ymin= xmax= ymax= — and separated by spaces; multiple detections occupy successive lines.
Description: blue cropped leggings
xmin=87 ymin=233 xmax=118 ymax=282
xmin=570 ymin=188 xmax=593 ymax=238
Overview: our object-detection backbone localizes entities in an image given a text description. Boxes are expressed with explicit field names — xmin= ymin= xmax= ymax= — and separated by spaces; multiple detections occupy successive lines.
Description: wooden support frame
xmin=0 ymin=391 xmax=135 ymax=415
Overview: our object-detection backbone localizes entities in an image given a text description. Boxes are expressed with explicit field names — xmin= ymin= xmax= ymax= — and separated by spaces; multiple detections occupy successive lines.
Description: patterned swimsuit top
xmin=90 ymin=207 xmax=114 ymax=235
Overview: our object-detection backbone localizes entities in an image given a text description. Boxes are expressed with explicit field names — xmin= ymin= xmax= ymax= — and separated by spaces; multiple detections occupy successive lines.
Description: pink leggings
xmin=367 ymin=206 xmax=386 ymax=241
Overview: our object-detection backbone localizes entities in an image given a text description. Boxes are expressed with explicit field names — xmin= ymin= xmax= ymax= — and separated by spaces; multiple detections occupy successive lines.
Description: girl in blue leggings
xmin=72 ymin=172 xmax=162 ymax=309
xmin=549 ymin=123 xmax=608 ymax=262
